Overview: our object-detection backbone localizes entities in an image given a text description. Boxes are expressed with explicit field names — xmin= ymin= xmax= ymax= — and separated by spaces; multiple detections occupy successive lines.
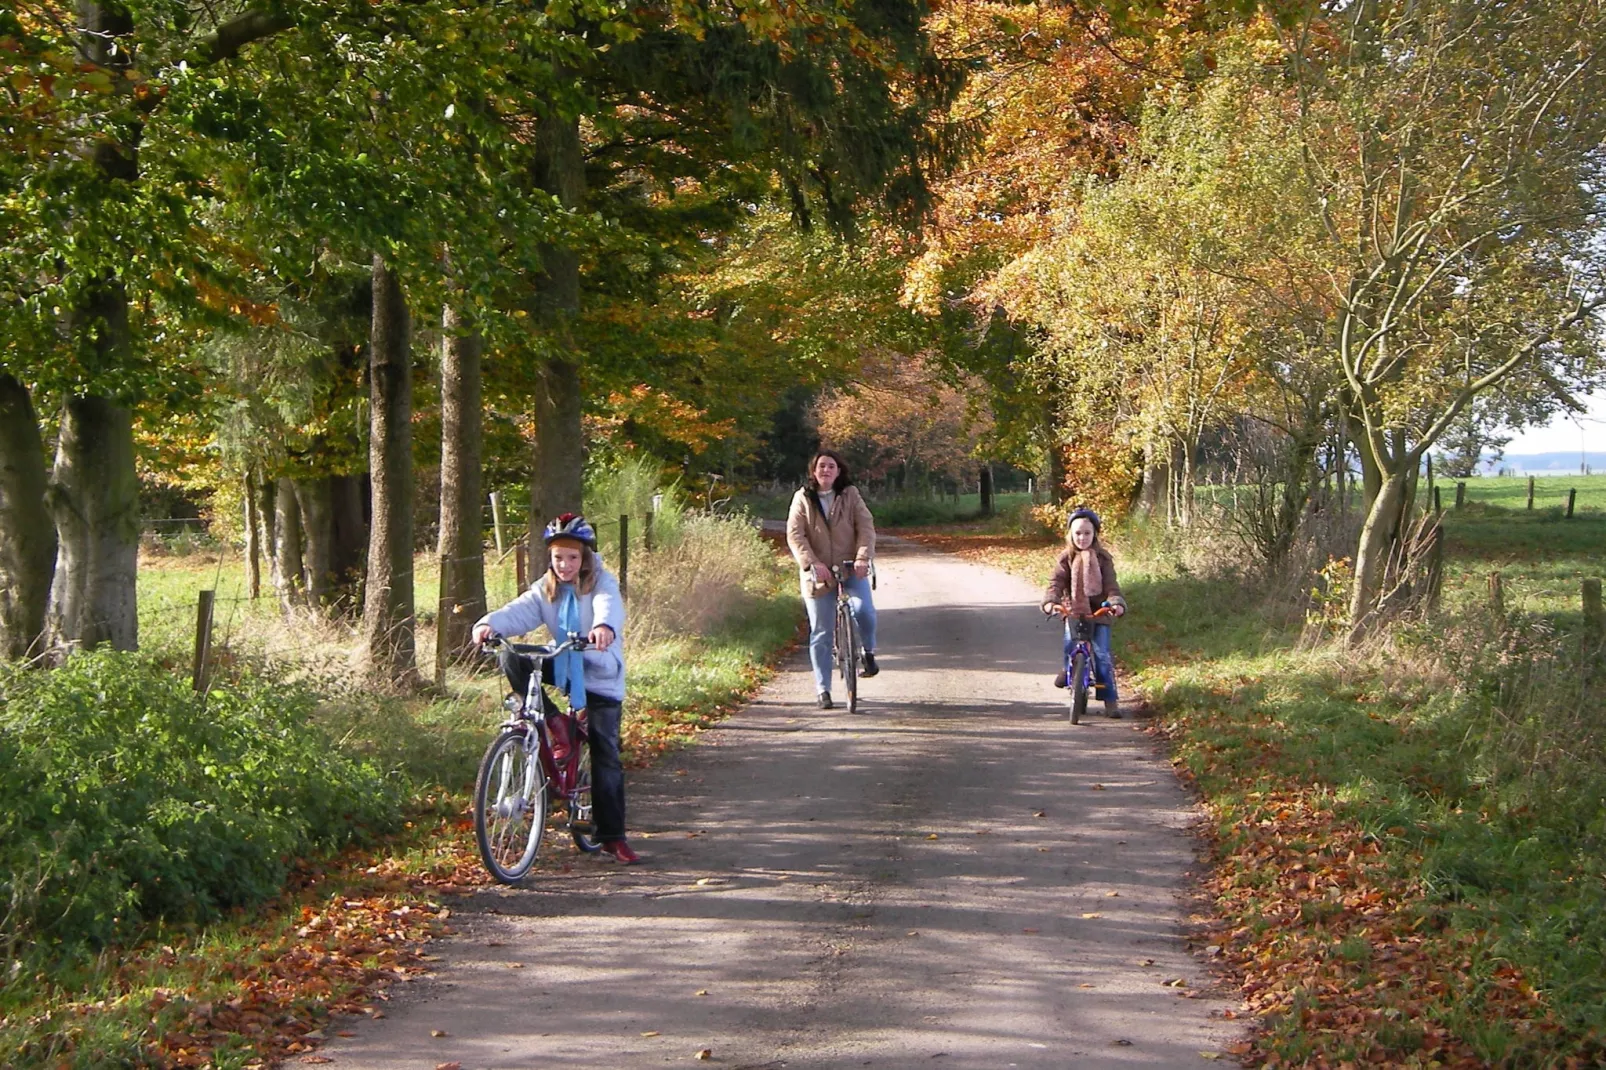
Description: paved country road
xmin=321 ymin=536 xmax=1241 ymax=1069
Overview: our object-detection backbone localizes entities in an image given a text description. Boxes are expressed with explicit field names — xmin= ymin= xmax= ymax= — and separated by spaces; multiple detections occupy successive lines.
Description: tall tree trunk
xmin=243 ymin=469 xmax=262 ymax=600
xmin=258 ymin=473 xmax=278 ymax=585
xmin=1047 ymin=441 xmax=1068 ymax=505
xmin=1348 ymin=470 xmax=1410 ymax=639
xmin=46 ymin=395 xmax=140 ymax=651
xmin=272 ymin=476 xmax=305 ymax=609
xmin=293 ymin=476 xmax=334 ymax=609
xmin=438 ymin=303 xmax=487 ymax=663
xmin=1352 ymin=415 xmax=1383 ymax=513
xmin=47 ymin=3 xmax=141 ymax=654
xmin=329 ymin=473 xmax=367 ymax=611
xmin=0 ymin=375 xmax=56 ymax=659
xmin=978 ymin=464 xmax=993 ymax=516
xmin=1139 ymin=439 xmax=1167 ymax=517
xmin=527 ymin=110 xmax=587 ymax=543
xmin=361 ymin=254 xmax=419 ymax=687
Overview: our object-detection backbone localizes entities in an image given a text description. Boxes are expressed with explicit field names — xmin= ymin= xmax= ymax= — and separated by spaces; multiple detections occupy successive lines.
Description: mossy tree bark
xmin=438 ymin=302 xmax=487 ymax=662
xmin=361 ymin=255 xmax=420 ymax=687
xmin=0 ymin=375 xmax=56 ymax=659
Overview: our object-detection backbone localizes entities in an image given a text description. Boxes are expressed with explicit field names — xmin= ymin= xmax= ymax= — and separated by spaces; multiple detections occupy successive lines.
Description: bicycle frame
xmin=474 ymin=635 xmax=603 ymax=882
xmin=496 ymin=636 xmax=591 ymax=798
xmin=1051 ymin=605 xmax=1114 ymax=724
xmin=829 ymin=561 xmax=867 ymax=714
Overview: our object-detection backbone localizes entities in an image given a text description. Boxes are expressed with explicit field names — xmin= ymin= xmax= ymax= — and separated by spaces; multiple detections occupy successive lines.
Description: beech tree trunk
xmin=272 ymin=476 xmax=305 ymax=609
xmin=361 ymin=254 xmax=419 ymax=686
xmin=0 ymin=375 xmax=56 ymax=659
xmin=528 ymin=110 xmax=586 ymax=542
xmin=438 ymin=302 xmax=487 ymax=663
xmin=293 ymin=476 xmax=334 ymax=608
xmin=329 ymin=473 xmax=367 ymax=610
xmin=1348 ymin=470 xmax=1410 ymax=637
xmin=243 ymin=469 xmax=261 ymax=600
xmin=978 ymin=464 xmax=993 ymax=516
xmin=1139 ymin=440 xmax=1167 ymax=517
xmin=46 ymin=395 xmax=140 ymax=651
xmin=44 ymin=4 xmax=141 ymax=654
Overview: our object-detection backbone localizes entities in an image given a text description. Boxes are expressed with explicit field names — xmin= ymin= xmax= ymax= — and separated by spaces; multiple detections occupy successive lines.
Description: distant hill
xmin=1478 ymin=452 xmax=1604 ymax=475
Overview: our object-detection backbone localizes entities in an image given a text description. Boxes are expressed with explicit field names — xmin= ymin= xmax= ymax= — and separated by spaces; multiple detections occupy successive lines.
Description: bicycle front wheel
xmin=569 ymin=738 xmax=604 ymax=853
xmin=474 ymin=727 xmax=548 ymax=883
xmin=1069 ymin=650 xmax=1089 ymax=725
xmin=836 ymin=599 xmax=859 ymax=714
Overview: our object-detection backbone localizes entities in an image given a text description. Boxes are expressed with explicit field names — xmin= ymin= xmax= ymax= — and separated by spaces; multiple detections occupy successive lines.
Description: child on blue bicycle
xmin=1041 ymin=508 xmax=1127 ymax=717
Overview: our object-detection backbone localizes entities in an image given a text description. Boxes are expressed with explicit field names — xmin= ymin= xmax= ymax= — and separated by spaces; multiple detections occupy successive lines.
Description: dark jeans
xmin=498 ymin=647 xmax=628 ymax=842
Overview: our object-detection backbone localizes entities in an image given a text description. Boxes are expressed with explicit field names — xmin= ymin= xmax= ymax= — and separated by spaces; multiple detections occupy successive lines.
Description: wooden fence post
xmin=1455 ymin=482 xmax=1467 ymax=509
xmin=644 ymin=511 xmax=655 ymax=553
xmin=192 ymin=590 xmax=215 ymax=692
xmin=1566 ymin=488 xmax=1577 ymax=518
xmin=618 ymin=514 xmax=630 ymax=601
xmin=1424 ymin=524 xmax=1444 ymax=611
xmin=1526 ymin=475 xmax=1535 ymax=510
xmin=1433 ymin=486 xmax=1442 ymax=514
xmin=1487 ymin=571 xmax=1504 ymax=617
xmin=516 ymin=542 xmax=527 ymax=590
xmin=1584 ymin=578 xmax=1603 ymax=636
xmin=489 ymin=491 xmax=506 ymax=556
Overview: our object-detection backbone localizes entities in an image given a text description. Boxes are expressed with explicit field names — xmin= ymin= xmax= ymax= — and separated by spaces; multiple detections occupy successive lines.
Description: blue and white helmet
xmin=542 ymin=512 xmax=598 ymax=549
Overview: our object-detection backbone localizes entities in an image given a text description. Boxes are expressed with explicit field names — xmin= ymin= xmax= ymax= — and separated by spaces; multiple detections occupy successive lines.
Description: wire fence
xmin=136 ymin=510 xmax=677 ymax=695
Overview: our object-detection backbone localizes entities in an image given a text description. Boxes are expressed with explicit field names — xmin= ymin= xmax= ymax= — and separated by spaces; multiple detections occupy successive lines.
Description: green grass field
xmin=1446 ymin=472 xmax=1606 ymax=512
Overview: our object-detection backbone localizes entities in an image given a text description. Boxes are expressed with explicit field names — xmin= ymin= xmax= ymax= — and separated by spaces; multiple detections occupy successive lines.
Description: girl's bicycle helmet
xmin=1067 ymin=507 xmax=1102 ymax=533
xmin=542 ymin=512 xmax=598 ymax=549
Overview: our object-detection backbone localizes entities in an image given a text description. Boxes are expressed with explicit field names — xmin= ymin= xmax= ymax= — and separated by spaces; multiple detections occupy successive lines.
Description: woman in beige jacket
xmin=785 ymin=450 xmax=878 ymax=709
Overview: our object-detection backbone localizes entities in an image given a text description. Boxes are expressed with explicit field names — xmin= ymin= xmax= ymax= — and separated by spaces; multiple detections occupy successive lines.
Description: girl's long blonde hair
xmin=539 ymin=543 xmax=602 ymax=601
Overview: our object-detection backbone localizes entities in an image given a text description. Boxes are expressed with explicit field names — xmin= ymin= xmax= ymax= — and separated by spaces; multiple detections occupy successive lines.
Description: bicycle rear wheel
xmin=569 ymin=738 xmax=604 ymax=853
xmin=836 ymin=599 xmax=859 ymax=714
xmin=1069 ymin=650 xmax=1089 ymax=725
xmin=474 ymin=726 xmax=548 ymax=883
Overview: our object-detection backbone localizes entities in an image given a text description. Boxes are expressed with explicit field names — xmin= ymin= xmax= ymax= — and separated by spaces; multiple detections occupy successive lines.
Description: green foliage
xmin=0 ymin=651 xmax=401 ymax=954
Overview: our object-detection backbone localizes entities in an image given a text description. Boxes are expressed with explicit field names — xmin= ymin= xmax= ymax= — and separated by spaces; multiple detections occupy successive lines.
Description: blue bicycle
xmin=1050 ymin=604 xmax=1115 ymax=724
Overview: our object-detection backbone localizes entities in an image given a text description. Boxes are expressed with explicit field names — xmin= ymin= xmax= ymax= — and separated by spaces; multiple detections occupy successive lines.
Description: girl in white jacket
xmin=473 ymin=513 xmax=638 ymax=864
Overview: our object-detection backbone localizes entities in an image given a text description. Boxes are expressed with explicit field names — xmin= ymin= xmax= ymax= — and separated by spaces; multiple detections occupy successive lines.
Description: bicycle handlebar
xmin=481 ymin=633 xmax=592 ymax=656
xmin=1044 ymin=604 xmax=1117 ymax=621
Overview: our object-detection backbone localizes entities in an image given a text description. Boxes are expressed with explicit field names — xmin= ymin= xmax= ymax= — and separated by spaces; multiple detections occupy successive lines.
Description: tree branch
xmin=199 ymin=9 xmax=295 ymax=65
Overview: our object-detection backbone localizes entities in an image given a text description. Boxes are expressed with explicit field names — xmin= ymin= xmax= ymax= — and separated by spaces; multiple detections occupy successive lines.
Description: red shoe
xmin=602 ymin=839 xmax=641 ymax=864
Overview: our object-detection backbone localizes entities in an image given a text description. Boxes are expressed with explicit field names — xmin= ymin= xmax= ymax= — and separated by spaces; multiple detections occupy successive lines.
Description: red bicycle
xmin=474 ymin=636 xmax=603 ymax=882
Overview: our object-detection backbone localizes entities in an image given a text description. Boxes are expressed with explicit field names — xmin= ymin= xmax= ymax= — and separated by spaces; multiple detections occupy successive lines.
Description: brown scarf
xmin=1068 ymin=548 xmax=1104 ymax=616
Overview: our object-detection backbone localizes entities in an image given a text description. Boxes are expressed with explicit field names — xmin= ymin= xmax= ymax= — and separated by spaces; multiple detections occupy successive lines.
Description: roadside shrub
xmin=628 ymin=513 xmax=786 ymax=647
xmin=0 ymin=651 xmax=401 ymax=954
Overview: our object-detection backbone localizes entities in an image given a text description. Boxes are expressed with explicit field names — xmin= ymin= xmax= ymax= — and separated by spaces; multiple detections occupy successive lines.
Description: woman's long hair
xmin=806 ymin=449 xmax=854 ymax=493
xmin=540 ymin=543 xmax=602 ymax=600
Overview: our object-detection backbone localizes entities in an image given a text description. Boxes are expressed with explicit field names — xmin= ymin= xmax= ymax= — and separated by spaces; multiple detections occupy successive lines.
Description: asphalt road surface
xmin=320 ymin=536 xmax=1240 ymax=1069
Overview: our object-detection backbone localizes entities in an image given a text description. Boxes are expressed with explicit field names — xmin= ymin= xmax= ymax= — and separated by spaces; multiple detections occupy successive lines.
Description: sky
xmin=1504 ymin=390 xmax=1606 ymax=455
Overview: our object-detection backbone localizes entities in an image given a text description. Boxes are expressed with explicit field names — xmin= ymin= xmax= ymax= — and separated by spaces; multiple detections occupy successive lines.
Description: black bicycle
xmin=474 ymin=635 xmax=603 ymax=882
xmin=830 ymin=561 xmax=875 ymax=714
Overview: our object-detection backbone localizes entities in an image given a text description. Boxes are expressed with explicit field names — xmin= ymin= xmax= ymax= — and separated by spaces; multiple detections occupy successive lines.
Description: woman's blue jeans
xmin=1063 ymin=621 xmax=1118 ymax=703
xmin=801 ymin=574 xmax=878 ymax=695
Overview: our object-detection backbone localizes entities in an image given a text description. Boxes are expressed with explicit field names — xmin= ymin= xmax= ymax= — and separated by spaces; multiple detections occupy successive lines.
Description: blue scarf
xmin=554 ymin=583 xmax=587 ymax=712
